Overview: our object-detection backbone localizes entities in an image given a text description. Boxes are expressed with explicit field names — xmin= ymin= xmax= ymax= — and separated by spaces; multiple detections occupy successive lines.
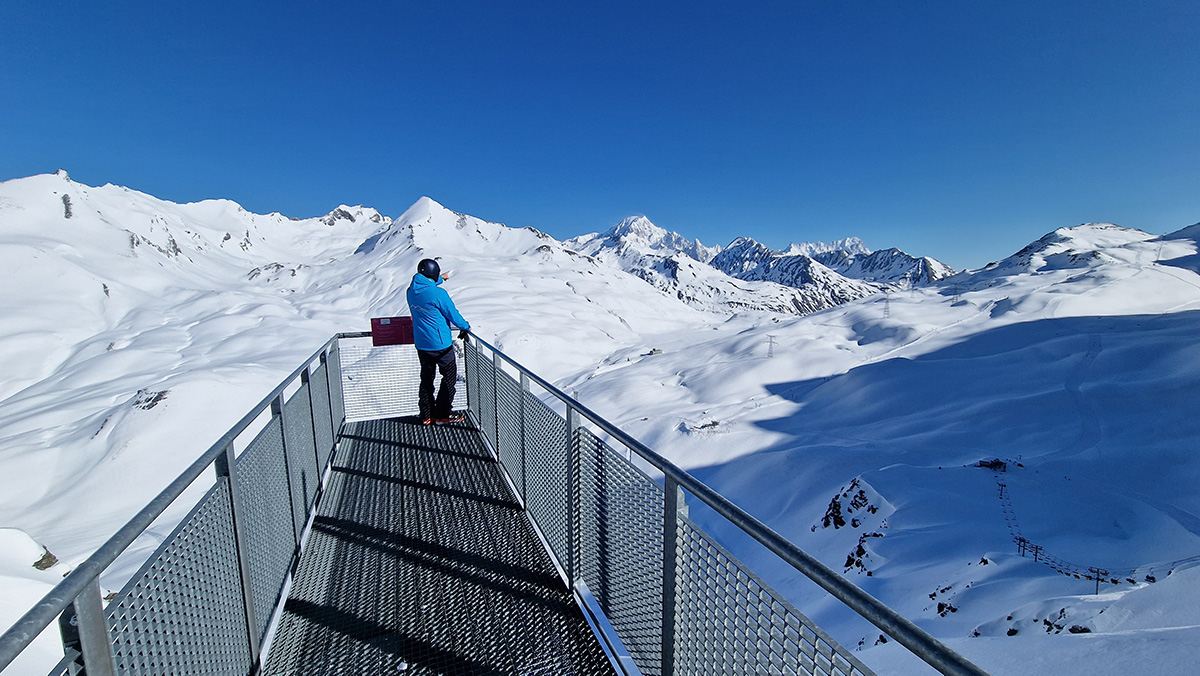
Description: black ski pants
xmin=417 ymin=346 xmax=457 ymax=420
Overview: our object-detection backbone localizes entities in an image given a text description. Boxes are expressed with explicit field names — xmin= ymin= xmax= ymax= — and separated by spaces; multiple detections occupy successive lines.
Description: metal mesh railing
xmin=106 ymin=480 xmax=251 ymax=676
xmin=338 ymin=337 xmax=465 ymax=422
xmin=465 ymin=341 xmax=866 ymax=676
xmin=466 ymin=344 xmax=498 ymax=452
xmin=283 ymin=379 xmax=319 ymax=538
xmin=235 ymin=415 xmax=296 ymax=643
xmin=463 ymin=337 xmax=989 ymax=676
xmin=495 ymin=368 xmax=525 ymax=497
xmin=327 ymin=343 xmax=346 ymax=433
xmin=522 ymin=391 xmax=571 ymax=573
xmin=675 ymin=519 xmax=869 ymax=676
xmin=575 ymin=426 xmax=667 ymax=674
xmin=311 ymin=361 xmax=335 ymax=470
xmin=0 ymin=335 xmax=352 ymax=676
xmin=99 ymin=347 xmax=348 ymax=676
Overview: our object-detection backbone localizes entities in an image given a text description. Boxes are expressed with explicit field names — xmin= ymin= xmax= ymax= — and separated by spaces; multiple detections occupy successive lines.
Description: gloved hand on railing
xmin=458 ymin=330 xmax=470 ymax=344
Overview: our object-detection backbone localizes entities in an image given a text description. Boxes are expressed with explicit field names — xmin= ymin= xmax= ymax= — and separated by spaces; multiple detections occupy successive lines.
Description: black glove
xmin=458 ymin=330 xmax=470 ymax=344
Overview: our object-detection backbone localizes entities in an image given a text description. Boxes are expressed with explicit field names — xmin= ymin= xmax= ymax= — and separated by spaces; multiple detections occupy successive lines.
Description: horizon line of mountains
xmin=559 ymin=213 xmax=954 ymax=316
xmin=568 ymin=213 xmax=954 ymax=283
xmin=6 ymin=172 xmax=1146 ymax=318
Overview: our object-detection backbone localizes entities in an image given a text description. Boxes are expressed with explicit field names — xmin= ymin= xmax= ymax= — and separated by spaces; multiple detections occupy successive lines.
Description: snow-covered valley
xmin=2 ymin=172 xmax=1199 ymax=675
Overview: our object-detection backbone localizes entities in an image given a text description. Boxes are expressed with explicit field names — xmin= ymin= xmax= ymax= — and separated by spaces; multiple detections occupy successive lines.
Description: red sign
xmin=370 ymin=316 xmax=414 ymax=346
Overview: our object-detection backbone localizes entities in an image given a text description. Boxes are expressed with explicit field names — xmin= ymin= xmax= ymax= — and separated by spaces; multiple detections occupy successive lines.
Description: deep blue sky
xmin=3 ymin=1 xmax=1197 ymax=269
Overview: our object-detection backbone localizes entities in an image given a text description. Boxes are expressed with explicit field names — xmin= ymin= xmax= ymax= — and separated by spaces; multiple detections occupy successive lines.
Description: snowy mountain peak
xmin=712 ymin=235 xmax=951 ymax=288
xmin=611 ymin=215 xmax=716 ymax=259
xmin=389 ymin=195 xmax=557 ymax=260
xmin=322 ymin=205 xmax=387 ymax=226
xmin=981 ymin=222 xmax=1157 ymax=277
xmin=1047 ymin=223 xmax=1153 ymax=249
xmin=609 ymin=215 xmax=661 ymax=239
xmin=723 ymin=236 xmax=774 ymax=255
xmin=567 ymin=215 xmax=720 ymax=265
xmin=396 ymin=195 xmax=452 ymax=226
xmin=786 ymin=237 xmax=871 ymax=257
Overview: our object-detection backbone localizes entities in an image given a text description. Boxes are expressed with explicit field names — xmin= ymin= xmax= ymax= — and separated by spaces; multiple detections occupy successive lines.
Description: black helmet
xmin=417 ymin=258 xmax=440 ymax=280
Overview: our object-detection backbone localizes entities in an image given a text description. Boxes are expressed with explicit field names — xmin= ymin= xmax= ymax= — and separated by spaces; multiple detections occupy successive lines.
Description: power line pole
xmin=766 ymin=335 xmax=777 ymax=359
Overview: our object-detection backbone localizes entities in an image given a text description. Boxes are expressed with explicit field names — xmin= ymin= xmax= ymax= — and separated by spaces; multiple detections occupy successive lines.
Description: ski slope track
xmin=2 ymin=172 xmax=1199 ymax=675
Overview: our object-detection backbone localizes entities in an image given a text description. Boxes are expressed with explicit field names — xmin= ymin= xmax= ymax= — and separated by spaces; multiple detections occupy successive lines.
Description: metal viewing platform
xmin=0 ymin=329 xmax=988 ymax=676
xmin=262 ymin=416 xmax=610 ymax=675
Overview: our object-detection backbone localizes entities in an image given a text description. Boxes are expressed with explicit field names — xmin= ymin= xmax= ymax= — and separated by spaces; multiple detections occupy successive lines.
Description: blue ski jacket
xmin=406 ymin=272 xmax=470 ymax=351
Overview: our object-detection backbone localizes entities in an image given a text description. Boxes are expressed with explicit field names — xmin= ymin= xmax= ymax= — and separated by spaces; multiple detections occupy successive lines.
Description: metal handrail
xmin=466 ymin=329 xmax=988 ymax=676
xmin=0 ymin=333 xmax=348 ymax=672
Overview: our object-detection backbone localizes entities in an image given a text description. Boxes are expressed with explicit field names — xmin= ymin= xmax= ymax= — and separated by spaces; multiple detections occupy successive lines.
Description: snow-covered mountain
xmin=967 ymin=222 xmax=1161 ymax=283
xmin=785 ymin=236 xmax=871 ymax=257
xmin=566 ymin=215 xmax=721 ymax=265
xmin=625 ymin=252 xmax=869 ymax=316
xmin=713 ymin=235 xmax=954 ymax=288
xmin=813 ymin=247 xmax=956 ymax=285
xmin=568 ymin=217 xmax=898 ymax=316
xmin=711 ymin=236 xmax=884 ymax=302
xmin=3 ymin=172 xmax=1200 ymax=676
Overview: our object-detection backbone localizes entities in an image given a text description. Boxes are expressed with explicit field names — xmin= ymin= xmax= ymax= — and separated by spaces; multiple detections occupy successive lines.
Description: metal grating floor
xmin=262 ymin=416 xmax=614 ymax=676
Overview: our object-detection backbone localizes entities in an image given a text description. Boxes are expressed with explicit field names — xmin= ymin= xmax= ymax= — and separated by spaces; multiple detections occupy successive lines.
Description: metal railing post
xmin=328 ymin=341 xmax=344 ymax=433
xmin=462 ymin=338 xmax=472 ymax=414
xmin=73 ymin=580 xmax=116 ymax=676
xmin=274 ymin=394 xmax=301 ymax=546
xmin=519 ymin=372 xmax=529 ymax=503
xmin=215 ymin=443 xmax=261 ymax=663
xmin=662 ymin=477 xmax=681 ymax=676
xmin=566 ymin=405 xmax=579 ymax=586
xmin=490 ymin=350 xmax=500 ymax=452
xmin=301 ymin=367 xmax=321 ymax=487
xmin=318 ymin=351 xmax=334 ymax=459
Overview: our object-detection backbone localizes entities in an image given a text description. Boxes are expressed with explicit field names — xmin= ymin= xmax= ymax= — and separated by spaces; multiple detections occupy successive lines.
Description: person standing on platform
xmin=406 ymin=258 xmax=470 ymax=425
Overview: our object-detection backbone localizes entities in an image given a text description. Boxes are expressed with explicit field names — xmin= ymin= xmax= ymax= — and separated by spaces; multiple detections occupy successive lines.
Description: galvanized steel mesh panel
xmin=467 ymin=346 xmax=497 ymax=451
xmin=575 ymin=427 xmax=664 ymax=676
xmin=106 ymin=480 xmax=251 ymax=676
xmin=284 ymin=380 xmax=319 ymax=538
xmin=675 ymin=518 xmax=873 ymax=676
xmin=522 ymin=389 xmax=571 ymax=567
xmin=328 ymin=343 xmax=345 ymax=431
xmin=311 ymin=362 xmax=335 ymax=469
xmin=494 ymin=368 xmax=524 ymax=498
xmin=236 ymin=415 xmax=296 ymax=642
xmin=339 ymin=339 xmax=465 ymax=422
xmin=465 ymin=344 xmax=483 ymax=429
